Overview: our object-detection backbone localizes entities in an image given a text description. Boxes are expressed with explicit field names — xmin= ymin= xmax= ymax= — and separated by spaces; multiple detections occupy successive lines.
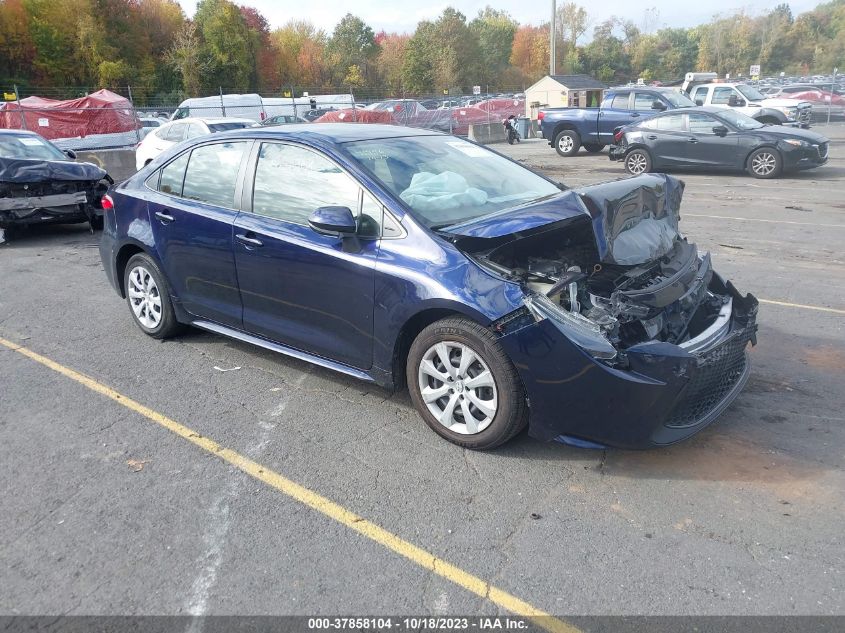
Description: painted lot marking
xmin=0 ymin=336 xmax=579 ymax=633
xmin=684 ymin=213 xmax=845 ymax=229
xmin=758 ymin=299 xmax=845 ymax=316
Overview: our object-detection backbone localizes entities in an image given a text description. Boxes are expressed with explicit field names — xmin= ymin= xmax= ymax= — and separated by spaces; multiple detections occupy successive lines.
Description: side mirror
xmin=712 ymin=125 xmax=729 ymax=137
xmin=728 ymin=95 xmax=745 ymax=107
xmin=64 ymin=149 xmax=77 ymax=159
xmin=651 ymin=100 xmax=666 ymax=110
xmin=695 ymin=99 xmax=704 ymax=106
xmin=308 ymin=206 xmax=357 ymax=235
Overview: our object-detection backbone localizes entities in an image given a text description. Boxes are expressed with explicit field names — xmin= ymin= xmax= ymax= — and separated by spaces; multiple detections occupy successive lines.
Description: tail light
xmin=613 ymin=129 xmax=624 ymax=144
xmin=101 ymin=194 xmax=114 ymax=211
xmin=538 ymin=111 xmax=545 ymax=121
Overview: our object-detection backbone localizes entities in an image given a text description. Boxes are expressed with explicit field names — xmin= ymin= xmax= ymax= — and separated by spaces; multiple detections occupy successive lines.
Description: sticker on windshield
xmin=19 ymin=137 xmax=43 ymax=146
xmin=446 ymin=140 xmax=489 ymax=158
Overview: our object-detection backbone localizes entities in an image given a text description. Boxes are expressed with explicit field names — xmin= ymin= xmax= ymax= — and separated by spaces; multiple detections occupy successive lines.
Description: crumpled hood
xmin=444 ymin=174 xmax=685 ymax=266
xmin=0 ymin=157 xmax=107 ymax=184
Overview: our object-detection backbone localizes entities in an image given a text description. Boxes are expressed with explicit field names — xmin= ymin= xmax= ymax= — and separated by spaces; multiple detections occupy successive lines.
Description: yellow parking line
xmin=684 ymin=213 xmax=845 ymax=229
xmin=0 ymin=336 xmax=579 ymax=633
xmin=759 ymin=299 xmax=845 ymax=316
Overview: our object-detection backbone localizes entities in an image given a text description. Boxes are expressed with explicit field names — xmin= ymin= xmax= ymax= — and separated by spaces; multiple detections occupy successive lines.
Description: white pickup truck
xmin=682 ymin=73 xmax=812 ymax=128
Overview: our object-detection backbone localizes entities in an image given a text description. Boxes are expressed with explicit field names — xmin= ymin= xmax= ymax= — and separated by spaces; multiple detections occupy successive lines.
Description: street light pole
xmin=550 ymin=0 xmax=556 ymax=76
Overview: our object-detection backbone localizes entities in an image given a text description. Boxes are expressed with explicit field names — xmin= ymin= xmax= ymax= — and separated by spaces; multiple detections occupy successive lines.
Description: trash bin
xmin=516 ymin=116 xmax=530 ymax=139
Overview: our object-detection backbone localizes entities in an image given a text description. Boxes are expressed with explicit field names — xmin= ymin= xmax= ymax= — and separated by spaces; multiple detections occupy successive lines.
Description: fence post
xmin=351 ymin=87 xmax=357 ymax=122
xmin=829 ymin=68 xmax=837 ymax=125
xmin=14 ymin=84 xmax=27 ymax=130
xmin=290 ymin=85 xmax=296 ymax=119
xmin=127 ymin=85 xmax=141 ymax=145
xmin=219 ymin=87 xmax=226 ymax=116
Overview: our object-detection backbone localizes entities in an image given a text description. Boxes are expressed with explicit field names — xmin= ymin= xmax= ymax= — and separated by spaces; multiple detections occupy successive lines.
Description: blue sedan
xmin=100 ymin=124 xmax=758 ymax=449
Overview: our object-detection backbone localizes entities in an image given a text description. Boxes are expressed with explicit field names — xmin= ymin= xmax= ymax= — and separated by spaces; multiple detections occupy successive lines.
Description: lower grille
xmin=818 ymin=142 xmax=829 ymax=159
xmin=797 ymin=107 xmax=812 ymax=124
xmin=664 ymin=329 xmax=750 ymax=429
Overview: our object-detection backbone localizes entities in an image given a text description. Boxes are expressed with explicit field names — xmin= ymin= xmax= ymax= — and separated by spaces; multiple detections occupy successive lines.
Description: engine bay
xmin=471 ymin=220 xmax=729 ymax=350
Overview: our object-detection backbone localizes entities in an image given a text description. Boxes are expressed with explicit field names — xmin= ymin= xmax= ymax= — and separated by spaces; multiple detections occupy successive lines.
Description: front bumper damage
xmin=498 ymin=273 xmax=758 ymax=449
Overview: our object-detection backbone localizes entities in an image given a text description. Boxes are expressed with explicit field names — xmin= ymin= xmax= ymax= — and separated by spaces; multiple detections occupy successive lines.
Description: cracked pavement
xmin=1 ymin=126 xmax=844 ymax=617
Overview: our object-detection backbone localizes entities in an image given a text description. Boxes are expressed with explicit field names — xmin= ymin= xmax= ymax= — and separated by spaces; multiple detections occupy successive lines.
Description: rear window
xmin=208 ymin=122 xmax=250 ymax=133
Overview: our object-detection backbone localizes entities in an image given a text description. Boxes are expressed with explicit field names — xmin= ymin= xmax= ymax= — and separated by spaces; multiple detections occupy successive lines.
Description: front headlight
xmin=525 ymin=293 xmax=617 ymax=360
xmin=783 ymin=138 xmax=812 ymax=148
xmin=780 ymin=106 xmax=798 ymax=118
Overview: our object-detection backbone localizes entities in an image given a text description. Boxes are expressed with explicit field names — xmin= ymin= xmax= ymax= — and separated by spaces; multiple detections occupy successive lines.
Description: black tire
xmin=747 ymin=147 xmax=782 ymax=178
xmin=406 ymin=317 xmax=528 ymax=450
xmin=584 ymin=143 xmax=605 ymax=153
xmin=554 ymin=129 xmax=581 ymax=157
xmin=123 ymin=252 xmax=184 ymax=339
xmin=624 ymin=148 xmax=653 ymax=175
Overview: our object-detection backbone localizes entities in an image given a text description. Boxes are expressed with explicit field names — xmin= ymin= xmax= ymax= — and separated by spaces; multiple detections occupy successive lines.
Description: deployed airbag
xmin=400 ymin=171 xmax=488 ymax=215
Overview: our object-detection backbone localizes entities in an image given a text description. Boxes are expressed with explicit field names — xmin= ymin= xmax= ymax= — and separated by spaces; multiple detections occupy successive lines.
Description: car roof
xmin=166 ymin=117 xmax=254 ymax=125
xmin=0 ymin=129 xmax=42 ymax=138
xmin=610 ymin=86 xmax=678 ymax=93
xmin=214 ymin=123 xmax=442 ymax=145
xmin=647 ymin=106 xmax=726 ymax=117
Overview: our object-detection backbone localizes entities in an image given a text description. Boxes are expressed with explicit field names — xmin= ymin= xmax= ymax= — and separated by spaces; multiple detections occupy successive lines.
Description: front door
xmin=686 ymin=112 xmax=741 ymax=168
xmin=233 ymin=142 xmax=380 ymax=370
xmin=146 ymin=140 xmax=251 ymax=327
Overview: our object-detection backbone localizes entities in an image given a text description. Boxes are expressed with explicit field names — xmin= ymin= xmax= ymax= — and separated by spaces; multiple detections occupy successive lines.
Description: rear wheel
xmin=584 ymin=143 xmax=605 ymax=153
xmin=407 ymin=317 xmax=527 ymax=450
xmin=123 ymin=253 xmax=183 ymax=339
xmin=554 ymin=130 xmax=581 ymax=157
xmin=624 ymin=148 xmax=652 ymax=175
xmin=747 ymin=148 xmax=782 ymax=178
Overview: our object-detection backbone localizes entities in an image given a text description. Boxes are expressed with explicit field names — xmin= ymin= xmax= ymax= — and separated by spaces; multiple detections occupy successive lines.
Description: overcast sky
xmin=177 ymin=1 xmax=820 ymax=37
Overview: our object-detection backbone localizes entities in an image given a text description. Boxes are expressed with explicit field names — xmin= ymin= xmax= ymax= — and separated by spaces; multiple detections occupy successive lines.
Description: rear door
xmin=146 ymin=140 xmax=251 ymax=327
xmin=597 ymin=92 xmax=632 ymax=144
xmin=233 ymin=142 xmax=380 ymax=370
xmin=640 ymin=113 xmax=689 ymax=168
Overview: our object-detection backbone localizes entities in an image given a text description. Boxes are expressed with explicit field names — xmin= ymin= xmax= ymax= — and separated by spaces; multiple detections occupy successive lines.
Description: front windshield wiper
xmin=429 ymin=223 xmax=455 ymax=231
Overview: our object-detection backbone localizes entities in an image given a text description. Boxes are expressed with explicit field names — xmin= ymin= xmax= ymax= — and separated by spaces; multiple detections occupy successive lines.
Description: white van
xmin=171 ymin=93 xmax=356 ymax=123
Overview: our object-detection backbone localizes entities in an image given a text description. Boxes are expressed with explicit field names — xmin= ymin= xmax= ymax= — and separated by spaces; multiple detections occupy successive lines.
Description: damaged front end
xmin=0 ymin=157 xmax=111 ymax=232
xmin=451 ymin=174 xmax=759 ymax=448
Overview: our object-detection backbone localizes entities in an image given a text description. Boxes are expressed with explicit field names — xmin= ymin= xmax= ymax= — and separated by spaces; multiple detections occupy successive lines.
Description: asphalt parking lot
xmin=1 ymin=125 xmax=843 ymax=623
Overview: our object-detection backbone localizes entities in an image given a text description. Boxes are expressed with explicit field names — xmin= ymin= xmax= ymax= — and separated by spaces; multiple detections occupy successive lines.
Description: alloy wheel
xmin=627 ymin=152 xmax=648 ymax=174
xmin=751 ymin=151 xmax=777 ymax=176
xmin=558 ymin=135 xmax=574 ymax=153
xmin=127 ymin=265 xmax=162 ymax=329
xmin=417 ymin=341 xmax=498 ymax=435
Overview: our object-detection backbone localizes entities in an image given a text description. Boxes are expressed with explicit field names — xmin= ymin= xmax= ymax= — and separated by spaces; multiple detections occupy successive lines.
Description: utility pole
xmin=550 ymin=0 xmax=556 ymax=76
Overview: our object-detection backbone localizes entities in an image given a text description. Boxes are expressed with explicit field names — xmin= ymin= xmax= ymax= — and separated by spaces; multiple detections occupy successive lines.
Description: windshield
xmin=344 ymin=135 xmax=561 ymax=228
xmin=663 ymin=91 xmax=696 ymax=107
xmin=737 ymin=85 xmax=767 ymax=102
xmin=714 ymin=109 xmax=764 ymax=130
xmin=208 ymin=122 xmax=251 ymax=132
xmin=0 ymin=134 xmax=67 ymax=161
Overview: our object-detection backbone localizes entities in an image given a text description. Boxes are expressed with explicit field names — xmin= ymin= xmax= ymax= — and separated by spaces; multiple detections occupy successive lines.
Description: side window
xmin=712 ymin=87 xmax=734 ymax=105
xmin=688 ymin=113 xmax=717 ymax=134
xmin=185 ymin=123 xmax=206 ymax=139
xmin=182 ymin=142 xmax=248 ymax=208
xmin=164 ymin=123 xmax=186 ymax=142
xmin=640 ymin=117 xmax=659 ymax=130
xmin=692 ymin=87 xmax=708 ymax=103
xmin=655 ymin=114 xmax=686 ymax=131
xmin=633 ymin=92 xmax=657 ymax=111
xmin=157 ymin=151 xmax=190 ymax=196
xmin=610 ymin=93 xmax=630 ymax=109
xmin=359 ymin=192 xmax=383 ymax=238
xmin=252 ymin=143 xmax=360 ymax=225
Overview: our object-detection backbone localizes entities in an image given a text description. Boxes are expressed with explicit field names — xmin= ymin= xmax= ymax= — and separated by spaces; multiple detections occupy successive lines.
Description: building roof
xmin=549 ymin=75 xmax=607 ymax=90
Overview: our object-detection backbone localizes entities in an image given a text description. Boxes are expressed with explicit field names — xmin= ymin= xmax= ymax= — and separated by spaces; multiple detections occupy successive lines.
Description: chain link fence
xmin=1 ymin=85 xmax=530 ymax=151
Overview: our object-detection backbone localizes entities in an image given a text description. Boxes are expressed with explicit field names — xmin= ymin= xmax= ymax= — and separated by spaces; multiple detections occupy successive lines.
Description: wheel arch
xmin=552 ymin=123 xmax=582 ymax=141
xmin=115 ymin=240 xmax=156 ymax=299
xmin=744 ymin=143 xmax=781 ymax=170
xmin=390 ymin=305 xmax=490 ymax=391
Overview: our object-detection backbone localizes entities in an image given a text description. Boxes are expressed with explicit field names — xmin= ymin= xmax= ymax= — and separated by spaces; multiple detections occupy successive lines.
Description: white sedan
xmin=135 ymin=117 xmax=253 ymax=171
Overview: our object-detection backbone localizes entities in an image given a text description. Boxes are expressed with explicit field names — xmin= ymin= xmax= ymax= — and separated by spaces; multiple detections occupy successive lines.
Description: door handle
xmin=154 ymin=211 xmax=174 ymax=224
xmin=630 ymin=113 xmax=640 ymax=118
xmin=688 ymin=137 xmax=699 ymax=143
xmin=236 ymin=233 xmax=263 ymax=248
xmin=646 ymin=135 xmax=658 ymax=140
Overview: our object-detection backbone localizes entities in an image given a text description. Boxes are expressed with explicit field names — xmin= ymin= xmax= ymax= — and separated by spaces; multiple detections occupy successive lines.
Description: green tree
xmin=194 ymin=0 xmax=254 ymax=93
xmin=470 ymin=7 xmax=517 ymax=85
xmin=326 ymin=14 xmax=378 ymax=86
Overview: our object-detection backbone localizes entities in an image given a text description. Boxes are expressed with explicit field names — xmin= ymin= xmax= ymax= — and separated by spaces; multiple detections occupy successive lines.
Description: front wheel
xmin=747 ymin=148 xmax=782 ymax=178
xmin=554 ymin=130 xmax=581 ymax=157
xmin=407 ymin=317 xmax=527 ymax=450
xmin=625 ymin=148 xmax=652 ymax=175
xmin=584 ymin=143 xmax=605 ymax=153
